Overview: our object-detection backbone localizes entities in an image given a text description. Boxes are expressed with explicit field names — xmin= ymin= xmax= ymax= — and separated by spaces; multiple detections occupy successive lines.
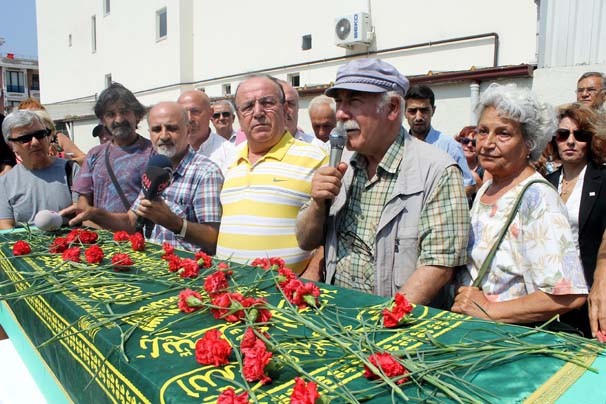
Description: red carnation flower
xmin=129 ymin=232 xmax=145 ymax=251
xmin=242 ymin=296 xmax=272 ymax=323
xmin=217 ymin=387 xmax=250 ymax=404
xmin=111 ymin=253 xmax=134 ymax=271
xmin=217 ymin=262 xmax=232 ymax=272
xmin=12 ymin=240 xmax=32 ymax=256
xmin=281 ymin=278 xmax=303 ymax=303
xmin=195 ymin=329 xmax=232 ymax=366
xmin=62 ymin=246 xmax=81 ymax=262
xmin=66 ymin=229 xmax=98 ymax=244
xmin=178 ymin=289 xmax=204 ymax=313
xmin=84 ymin=245 xmax=104 ymax=264
xmin=251 ymin=256 xmax=286 ymax=271
xmin=204 ymin=271 xmax=230 ymax=296
xmin=211 ymin=293 xmax=246 ymax=323
xmin=290 ymin=377 xmax=320 ymax=404
xmin=195 ymin=250 xmax=213 ymax=268
xmin=179 ymin=258 xmax=200 ymax=278
xmin=49 ymin=237 xmax=69 ymax=253
xmin=382 ymin=293 xmax=414 ymax=328
xmin=292 ymin=282 xmax=320 ymax=309
xmin=277 ymin=267 xmax=297 ymax=288
xmin=363 ymin=352 xmax=408 ymax=385
xmin=242 ymin=339 xmax=272 ymax=384
xmin=164 ymin=254 xmax=181 ymax=272
xmin=113 ymin=231 xmax=131 ymax=242
xmin=240 ymin=327 xmax=271 ymax=355
xmin=162 ymin=242 xmax=175 ymax=260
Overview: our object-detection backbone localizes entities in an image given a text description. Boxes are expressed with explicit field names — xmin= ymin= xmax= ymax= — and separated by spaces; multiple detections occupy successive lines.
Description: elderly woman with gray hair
xmin=451 ymin=83 xmax=588 ymax=325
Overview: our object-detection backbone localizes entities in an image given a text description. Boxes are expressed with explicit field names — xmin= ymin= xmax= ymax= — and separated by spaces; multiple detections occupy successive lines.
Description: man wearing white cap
xmin=296 ymin=58 xmax=469 ymax=307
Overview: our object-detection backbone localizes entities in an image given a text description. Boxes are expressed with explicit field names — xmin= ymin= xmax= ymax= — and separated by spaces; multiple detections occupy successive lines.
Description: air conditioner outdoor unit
xmin=334 ymin=12 xmax=372 ymax=48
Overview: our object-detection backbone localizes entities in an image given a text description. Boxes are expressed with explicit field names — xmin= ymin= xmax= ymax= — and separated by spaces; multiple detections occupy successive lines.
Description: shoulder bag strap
xmin=473 ymin=179 xmax=552 ymax=288
xmin=64 ymin=159 xmax=74 ymax=191
xmin=104 ymin=144 xmax=132 ymax=211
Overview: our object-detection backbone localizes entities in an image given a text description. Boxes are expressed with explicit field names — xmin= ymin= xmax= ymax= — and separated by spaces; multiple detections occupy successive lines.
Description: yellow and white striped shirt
xmin=217 ymin=132 xmax=328 ymax=273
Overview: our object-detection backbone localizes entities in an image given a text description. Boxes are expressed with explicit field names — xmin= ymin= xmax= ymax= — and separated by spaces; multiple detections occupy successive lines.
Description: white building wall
xmin=37 ymin=0 xmax=542 ymax=149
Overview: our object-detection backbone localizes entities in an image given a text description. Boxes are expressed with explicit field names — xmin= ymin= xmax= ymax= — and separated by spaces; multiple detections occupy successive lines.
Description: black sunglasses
xmin=212 ymin=111 xmax=232 ymax=119
xmin=8 ymin=129 xmax=51 ymax=144
xmin=554 ymin=128 xmax=592 ymax=143
xmin=458 ymin=138 xmax=476 ymax=147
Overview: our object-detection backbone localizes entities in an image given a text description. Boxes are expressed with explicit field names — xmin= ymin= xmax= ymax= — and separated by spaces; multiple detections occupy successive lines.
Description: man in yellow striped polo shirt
xmin=216 ymin=75 xmax=328 ymax=273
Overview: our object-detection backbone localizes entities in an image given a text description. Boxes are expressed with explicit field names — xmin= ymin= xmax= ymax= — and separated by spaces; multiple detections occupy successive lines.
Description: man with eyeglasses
xmin=404 ymin=84 xmax=476 ymax=198
xmin=216 ymin=75 xmax=328 ymax=273
xmin=0 ymin=110 xmax=79 ymax=229
xmin=73 ymin=83 xmax=152 ymax=218
xmin=576 ymin=72 xmax=605 ymax=113
xmin=296 ymin=59 xmax=469 ymax=307
xmin=177 ymin=90 xmax=235 ymax=175
xmin=211 ymin=100 xmax=237 ymax=143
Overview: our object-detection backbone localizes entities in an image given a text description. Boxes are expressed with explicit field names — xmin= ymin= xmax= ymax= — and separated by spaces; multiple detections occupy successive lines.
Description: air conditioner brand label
xmin=353 ymin=14 xmax=359 ymax=39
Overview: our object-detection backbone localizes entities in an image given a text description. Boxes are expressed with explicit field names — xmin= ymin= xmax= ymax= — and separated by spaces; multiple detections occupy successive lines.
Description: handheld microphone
xmin=34 ymin=210 xmax=63 ymax=231
xmin=136 ymin=154 xmax=173 ymax=238
xmin=328 ymin=123 xmax=346 ymax=168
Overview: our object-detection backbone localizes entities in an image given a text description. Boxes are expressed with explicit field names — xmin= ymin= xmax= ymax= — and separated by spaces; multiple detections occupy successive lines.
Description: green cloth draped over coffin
xmin=0 ymin=229 xmax=601 ymax=403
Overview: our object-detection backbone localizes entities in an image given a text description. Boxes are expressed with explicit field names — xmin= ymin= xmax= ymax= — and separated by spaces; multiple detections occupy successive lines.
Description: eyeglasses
xmin=554 ymin=128 xmax=593 ymax=143
xmin=212 ymin=111 xmax=232 ymax=119
xmin=8 ymin=129 xmax=51 ymax=144
xmin=458 ymin=138 xmax=476 ymax=147
xmin=236 ymin=97 xmax=282 ymax=116
xmin=339 ymin=231 xmax=374 ymax=261
xmin=576 ymin=87 xmax=600 ymax=95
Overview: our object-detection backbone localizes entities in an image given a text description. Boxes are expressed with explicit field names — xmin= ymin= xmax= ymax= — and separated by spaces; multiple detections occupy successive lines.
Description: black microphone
xmin=328 ymin=124 xmax=346 ymax=168
xmin=136 ymin=154 xmax=173 ymax=238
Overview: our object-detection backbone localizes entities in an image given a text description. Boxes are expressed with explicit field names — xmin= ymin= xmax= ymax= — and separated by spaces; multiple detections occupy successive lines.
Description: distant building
xmin=0 ymin=54 xmax=40 ymax=114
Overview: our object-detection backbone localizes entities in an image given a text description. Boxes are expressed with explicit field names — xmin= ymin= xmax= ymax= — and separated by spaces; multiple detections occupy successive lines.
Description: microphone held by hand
xmin=136 ymin=155 xmax=173 ymax=238
xmin=328 ymin=123 xmax=346 ymax=168
xmin=34 ymin=210 xmax=63 ymax=231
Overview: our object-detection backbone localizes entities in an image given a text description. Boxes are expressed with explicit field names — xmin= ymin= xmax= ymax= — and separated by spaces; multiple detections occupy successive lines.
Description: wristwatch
xmin=176 ymin=218 xmax=187 ymax=239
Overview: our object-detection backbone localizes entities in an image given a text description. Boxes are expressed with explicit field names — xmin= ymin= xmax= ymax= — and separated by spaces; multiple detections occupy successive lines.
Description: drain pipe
xmin=469 ymin=81 xmax=480 ymax=124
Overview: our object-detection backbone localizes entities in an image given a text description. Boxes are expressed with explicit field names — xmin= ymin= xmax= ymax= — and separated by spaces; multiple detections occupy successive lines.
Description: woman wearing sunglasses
xmin=455 ymin=125 xmax=485 ymax=205
xmin=546 ymin=103 xmax=606 ymax=339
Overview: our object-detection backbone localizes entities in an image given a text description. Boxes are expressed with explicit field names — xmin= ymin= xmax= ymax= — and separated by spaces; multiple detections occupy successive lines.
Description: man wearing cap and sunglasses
xmin=296 ymin=58 xmax=469 ymax=307
xmin=0 ymin=110 xmax=79 ymax=229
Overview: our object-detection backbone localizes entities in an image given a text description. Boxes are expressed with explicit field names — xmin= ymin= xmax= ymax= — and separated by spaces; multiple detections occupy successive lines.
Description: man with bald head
xmin=177 ymin=90 xmax=235 ymax=175
xmin=279 ymin=80 xmax=328 ymax=149
xmin=216 ymin=75 xmax=328 ymax=272
xmin=308 ymin=95 xmax=337 ymax=142
xmin=67 ymin=102 xmax=223 ymax=252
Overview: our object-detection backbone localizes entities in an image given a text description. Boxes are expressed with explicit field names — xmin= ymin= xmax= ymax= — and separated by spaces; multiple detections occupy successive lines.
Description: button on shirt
xmin=131 ymin=148 xmax=223 ymax=251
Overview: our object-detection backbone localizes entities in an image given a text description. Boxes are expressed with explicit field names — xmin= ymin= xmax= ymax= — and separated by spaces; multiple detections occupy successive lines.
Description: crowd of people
xmin=1 ymin=59 xmax=605 ymax=341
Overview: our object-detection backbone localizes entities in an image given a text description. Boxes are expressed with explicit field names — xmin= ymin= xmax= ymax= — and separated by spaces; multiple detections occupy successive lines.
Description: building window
xmin=156 ymin=8 xmax=167 ymax=40
xmin=222 ymin=84 xmax=231 ymax=96
xmin=91 ymin=15 xmax=97 ymax=53
xmin=302 ymin=34 xmax=312 ymax=50
xmin=105 ymin=73 xmax=112 ymax=88
xmin=103 ymin=0 xmax=110 ymax=15
xmin=31 ymin=74 xmax=40 ymax=91
xmin=6 ymin=71 xmax=25 ymax=93
xmin=288 ymin=73 xmax=300 ymax=87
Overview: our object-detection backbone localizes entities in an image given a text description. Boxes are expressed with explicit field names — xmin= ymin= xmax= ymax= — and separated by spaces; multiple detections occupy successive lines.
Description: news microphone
xmin=328 ymin=123 xmax=346 ymax=168
xmin=34 ymin=210 xmax=63 ymax=232
xmin=136 ymin=154 xmax=173 ymax=238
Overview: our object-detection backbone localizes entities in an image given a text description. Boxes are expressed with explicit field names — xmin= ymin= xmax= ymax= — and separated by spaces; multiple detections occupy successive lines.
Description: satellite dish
xmin=335 ymin=18 xmax=351 ymax=40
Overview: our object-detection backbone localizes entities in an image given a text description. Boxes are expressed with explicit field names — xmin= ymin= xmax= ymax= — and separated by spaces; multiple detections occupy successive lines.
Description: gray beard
xmin=156 ymin=146 xmax=176 ymax=159
xmin=111 ymin=126 xmax=134 ymax=140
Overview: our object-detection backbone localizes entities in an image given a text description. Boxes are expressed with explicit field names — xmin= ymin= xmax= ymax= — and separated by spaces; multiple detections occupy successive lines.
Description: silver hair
xmin=475 ymin=83 xmax=556 ymax=162
xmin=2 ymin=110 xmax=44 ymax=143
xmin=308 ymin=95 xmax=336 ymax=112
xmin=212 ymin=99 xmax=236 ymax=115
xmin=577 ymin=72 xmax=606 ymax=89
xmin=379 ymin=91 xmax=405 ymax=124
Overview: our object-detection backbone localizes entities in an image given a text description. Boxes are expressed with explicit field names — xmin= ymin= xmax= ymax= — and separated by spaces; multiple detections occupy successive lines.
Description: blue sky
xmin=0 ymin=0 xmax=38 ymax=58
